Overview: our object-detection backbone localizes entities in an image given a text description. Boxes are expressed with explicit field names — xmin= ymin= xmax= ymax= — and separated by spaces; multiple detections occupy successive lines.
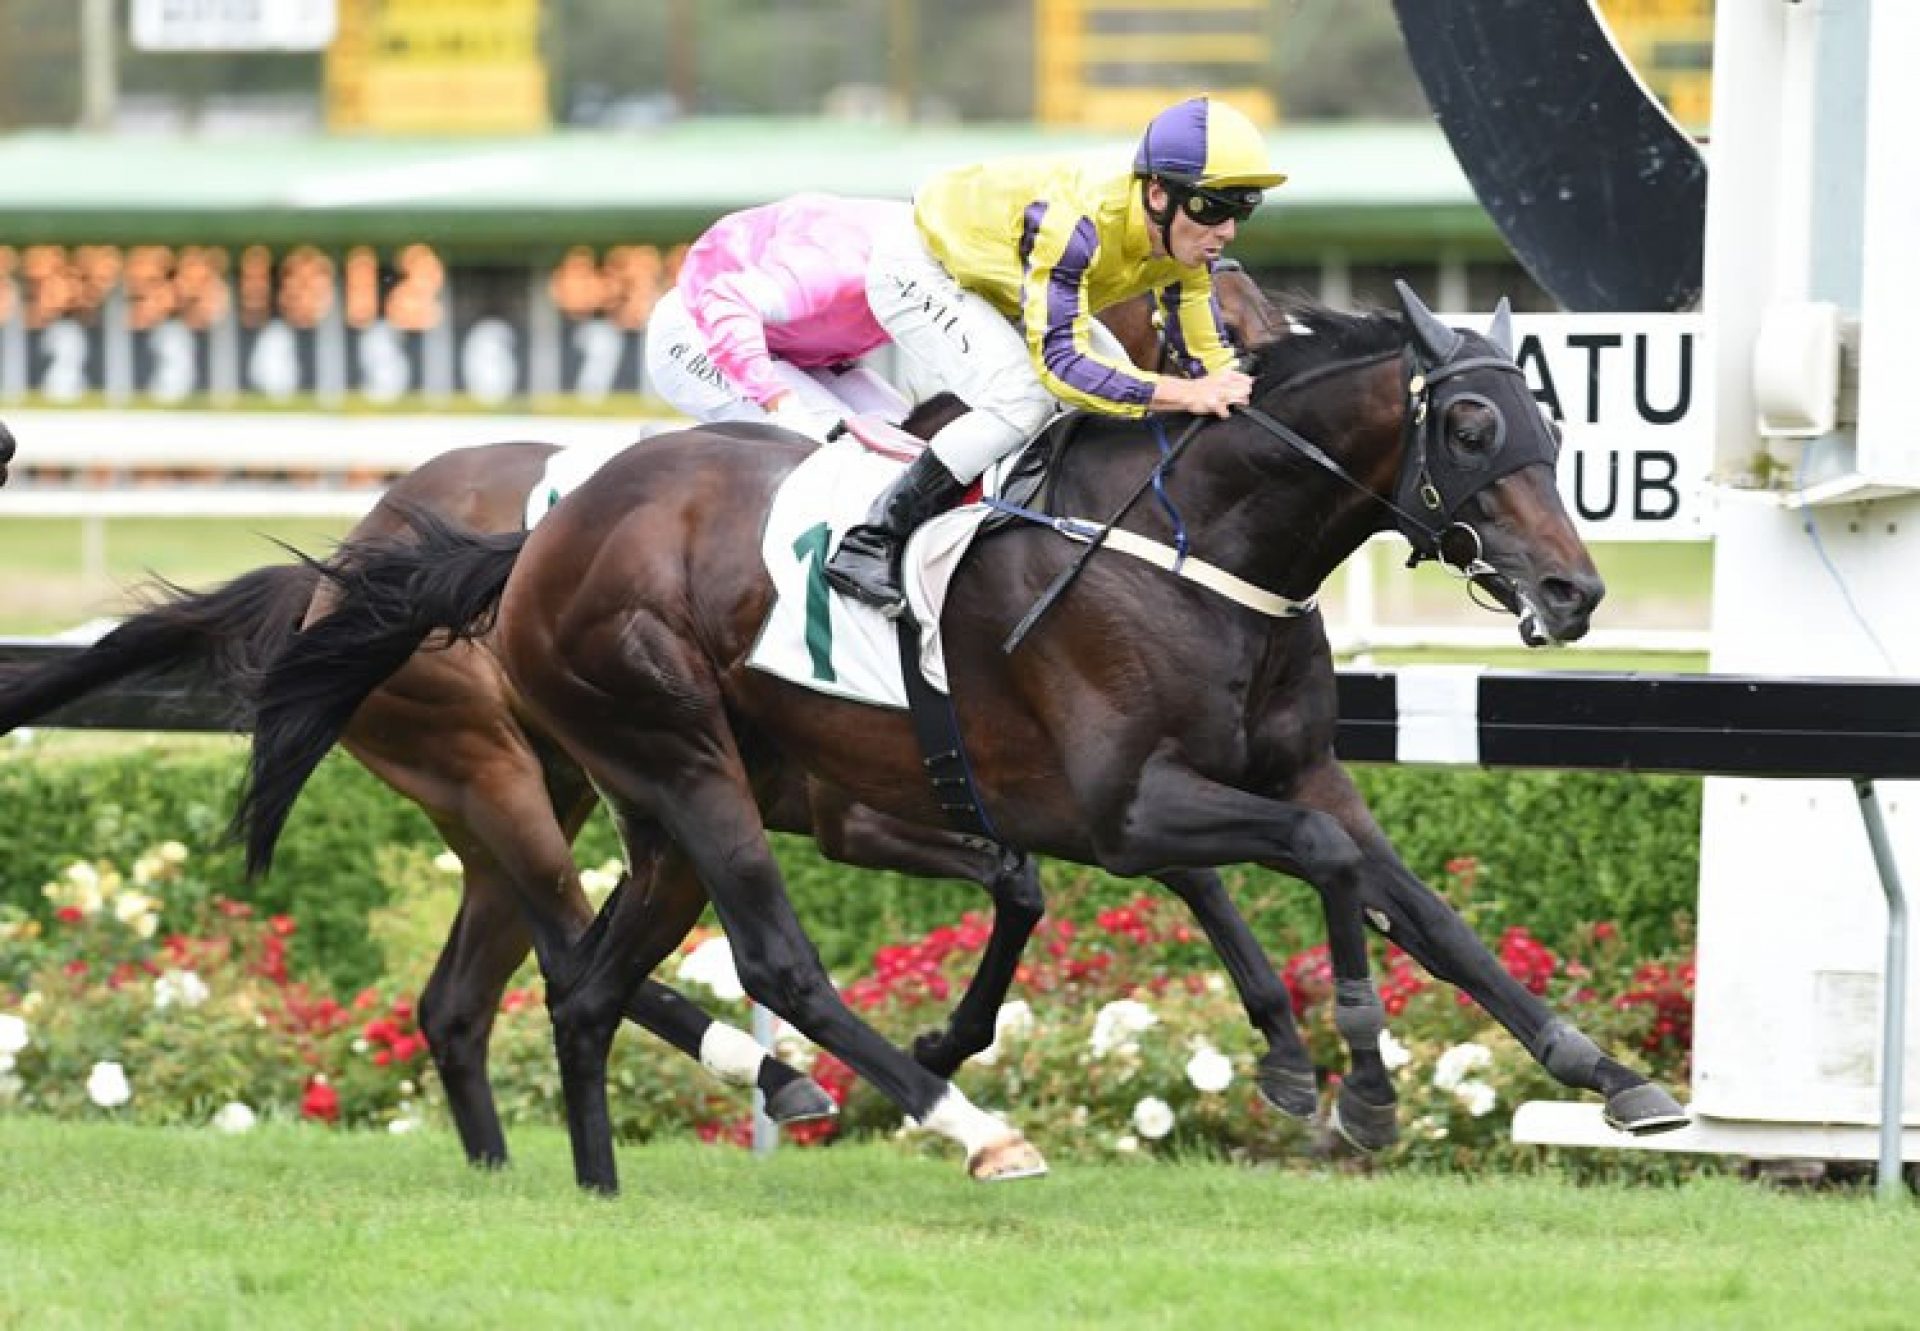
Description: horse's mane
xmin=1240 ymin=291 xmax=1403 ymax=390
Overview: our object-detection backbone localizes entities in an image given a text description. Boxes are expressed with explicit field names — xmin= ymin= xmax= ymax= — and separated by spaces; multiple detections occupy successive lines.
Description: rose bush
xmin=0 ymin=846 xmax=1700 ymax=1176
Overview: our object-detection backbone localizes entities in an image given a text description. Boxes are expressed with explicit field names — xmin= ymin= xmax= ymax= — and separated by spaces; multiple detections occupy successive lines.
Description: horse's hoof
xmin=765 ymin=1077 xmax=839 ymax=1125
xmin=1330 ymin=1085 xmax=1399 ymax=1153
xmin=911 ymin=1029 xmax=964 ymax=1079
xmin=968 ymin=1134 xmax=1049 ymax=1182
xmin=1603 ymin=1083 xmax=1690 ymax=1136
xmin=1255 ymin=1057 xmax=1319 ymax=1120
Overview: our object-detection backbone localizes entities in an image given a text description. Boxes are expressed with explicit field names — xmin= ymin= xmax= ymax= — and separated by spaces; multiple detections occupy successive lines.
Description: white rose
xmin=1131 ymin=1095 xmax=1175 ymax=1141
xmin=1455 ymin=1080 xmax=1498 ymax=1118
xmin=211 ymin=1102 xmax=257 ymax=1134
xmin=1433 ymin=1041 xmax=1494 ymax=1091
xmin=1378 ymin=1029 xmax=1412 ymax=1073
xmin=976 ymin=1000 xmax=1035 ymax=1067
xmin=1089 ymin=999 xmax=1158 ymax=1057
xmin=86 ymin=1060 xmax=132 ymax=1109
xmin=153 ymin=969 xmax=210 ymax=1011
xmin=1185 ymin=1044 xmax=1234 ymax=1094
xmin=0 ymin=1013 xmax=28 ymax=1058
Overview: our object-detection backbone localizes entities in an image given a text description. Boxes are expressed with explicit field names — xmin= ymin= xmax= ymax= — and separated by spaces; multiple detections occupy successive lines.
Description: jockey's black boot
xmin=824 ymin=449 xmax=965 ymax=615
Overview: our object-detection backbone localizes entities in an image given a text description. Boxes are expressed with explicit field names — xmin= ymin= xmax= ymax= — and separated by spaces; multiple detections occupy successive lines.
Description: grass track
xmin=0 ymin=1120 xmax=1913 ymax=1330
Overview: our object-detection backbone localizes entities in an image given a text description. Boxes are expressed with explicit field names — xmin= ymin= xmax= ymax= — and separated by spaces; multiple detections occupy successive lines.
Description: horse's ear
xmin=1394 ymin=279 xmax=1461 ymax=363
xmin=1488 ymin=297 xmax=1514 ymax=357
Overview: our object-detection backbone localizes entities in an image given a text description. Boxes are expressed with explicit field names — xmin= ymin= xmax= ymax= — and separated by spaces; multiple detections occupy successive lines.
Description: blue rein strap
xmin=1146 ymin=415 xmax=1191 ymax=573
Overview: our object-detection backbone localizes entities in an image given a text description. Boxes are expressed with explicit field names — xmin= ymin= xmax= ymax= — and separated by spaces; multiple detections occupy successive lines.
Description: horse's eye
xmin=1452 ymin=409 xmax=1494 ymax=449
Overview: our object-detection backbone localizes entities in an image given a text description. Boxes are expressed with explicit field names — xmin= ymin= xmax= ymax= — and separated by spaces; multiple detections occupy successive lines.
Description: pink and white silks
xmin=645 ymin=193 xmax=916 ymax=436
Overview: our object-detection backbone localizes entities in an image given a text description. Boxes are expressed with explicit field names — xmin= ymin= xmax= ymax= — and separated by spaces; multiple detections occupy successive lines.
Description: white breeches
xmin=865 ymin=222 xmax=1135 ymax=484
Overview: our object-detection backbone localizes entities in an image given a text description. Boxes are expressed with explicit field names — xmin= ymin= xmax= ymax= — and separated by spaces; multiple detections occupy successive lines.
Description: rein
xmin=997 ymin=327 xmax=1548 ymax=652
xmin=999 ymin=414 xmax=1208 ymax=654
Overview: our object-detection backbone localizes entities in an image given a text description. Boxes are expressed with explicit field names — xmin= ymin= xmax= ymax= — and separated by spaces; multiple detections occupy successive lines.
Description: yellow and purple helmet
xmin=1132 ymin=97 xmax=1287 ymax=193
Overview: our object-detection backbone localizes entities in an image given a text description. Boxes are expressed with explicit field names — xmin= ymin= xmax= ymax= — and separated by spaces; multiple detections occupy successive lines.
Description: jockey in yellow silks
xmin=825 ymin=95 xmax=1286 ymax=614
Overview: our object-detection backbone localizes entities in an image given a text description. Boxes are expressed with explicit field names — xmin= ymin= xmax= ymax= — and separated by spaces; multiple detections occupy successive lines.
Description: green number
xmin=792 ymin=522 xmax=836 ymax=682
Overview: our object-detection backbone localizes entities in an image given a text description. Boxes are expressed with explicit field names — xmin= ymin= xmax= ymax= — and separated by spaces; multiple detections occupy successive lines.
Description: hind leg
xmin=557 ymin=732 xmax=1043 ymax=1188
xmin=414 ymin=855 xmax=528 ymax=1166
xmin=801 ymin=786 xmax=1043 ymax=1079
xmin=349 ymin=704 xmax=828 ymax=1164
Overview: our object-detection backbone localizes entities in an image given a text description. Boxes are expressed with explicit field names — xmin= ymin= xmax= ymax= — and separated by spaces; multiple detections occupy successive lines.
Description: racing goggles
xmin=1176 ymin=184 xmax=1264 ymax=227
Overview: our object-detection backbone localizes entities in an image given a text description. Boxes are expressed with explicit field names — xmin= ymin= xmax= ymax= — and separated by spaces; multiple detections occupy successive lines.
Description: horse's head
xmin=1388 ymin=281 xmax=1602 ymax=645
xmin=1212 ymin=259 xmax=1285 ymax=351
xmin=1233 ymin=284 xmax=1601 ymax=645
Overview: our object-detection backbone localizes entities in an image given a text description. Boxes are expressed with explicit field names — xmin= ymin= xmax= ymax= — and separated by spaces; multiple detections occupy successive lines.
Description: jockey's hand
xmin=1151 ymin=367 xmax=1254 ymax=418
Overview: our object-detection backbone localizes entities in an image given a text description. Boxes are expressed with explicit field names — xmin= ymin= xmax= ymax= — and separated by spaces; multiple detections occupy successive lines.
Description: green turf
xmin=0 ymin=1119 xmax=1911 ymax=1330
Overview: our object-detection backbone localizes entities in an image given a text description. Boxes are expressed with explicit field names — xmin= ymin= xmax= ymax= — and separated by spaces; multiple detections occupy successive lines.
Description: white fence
xmin=0 ymin=409 xmax=1712 ymax=656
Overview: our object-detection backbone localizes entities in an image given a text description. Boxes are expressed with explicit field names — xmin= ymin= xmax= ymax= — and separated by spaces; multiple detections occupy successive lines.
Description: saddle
xmin=834 ymin=411 xmax=1093 ymax=534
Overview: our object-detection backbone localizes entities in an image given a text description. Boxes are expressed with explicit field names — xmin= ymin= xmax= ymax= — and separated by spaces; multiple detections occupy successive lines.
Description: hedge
xmin=0 ymin=741 xmax=1701 ymax=990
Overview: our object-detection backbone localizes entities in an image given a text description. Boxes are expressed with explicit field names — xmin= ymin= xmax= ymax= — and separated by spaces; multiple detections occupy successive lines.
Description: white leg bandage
xmin=918 ymin=1085 xmax=1009 ymax=1155
xmin=699 ymin=1022 xmax=768 ymax=1088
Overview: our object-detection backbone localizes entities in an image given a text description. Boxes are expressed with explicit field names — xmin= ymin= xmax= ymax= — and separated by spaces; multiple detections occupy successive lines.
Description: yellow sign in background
xmin=327 ymin=0 xmax=550 ymax=134
xmin=1594 ymin=0 xmax=1713 ymax=133
xmin=1034 ymin=0 xmax=1275 ymax=130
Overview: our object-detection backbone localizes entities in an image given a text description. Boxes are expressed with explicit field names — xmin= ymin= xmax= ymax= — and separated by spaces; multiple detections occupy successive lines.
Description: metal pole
xmin=750 ymin=1002 xmax=778 ymax=1156
xmin=79 ymin=0 xmax=117 ymax=131
xmin=889 ymin=0 xmax=917 ymax=122
xmin=1855 ymin=777 xmax=1909 ymax=1202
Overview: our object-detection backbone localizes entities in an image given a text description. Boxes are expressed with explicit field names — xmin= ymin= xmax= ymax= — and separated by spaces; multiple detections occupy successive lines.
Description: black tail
xmin=0 ymin=562 xmax=317 ymax=735
xmin=235 ymin=505 xmax=528 ymax=879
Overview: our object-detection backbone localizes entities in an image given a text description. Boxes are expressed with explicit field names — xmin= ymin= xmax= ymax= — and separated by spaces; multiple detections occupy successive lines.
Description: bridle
xmin=1234 ymin=323 xmax=1559 ymax=642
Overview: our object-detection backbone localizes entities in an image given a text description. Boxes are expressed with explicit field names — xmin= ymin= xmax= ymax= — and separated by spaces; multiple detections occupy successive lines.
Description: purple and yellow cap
xmin=1132 ymin=96 xmax=1287 ymax=192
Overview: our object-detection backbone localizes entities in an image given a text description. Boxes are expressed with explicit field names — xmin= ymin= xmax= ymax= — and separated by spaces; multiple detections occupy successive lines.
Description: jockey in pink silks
xmin=644 ymin=193 xmax=919 ymax=440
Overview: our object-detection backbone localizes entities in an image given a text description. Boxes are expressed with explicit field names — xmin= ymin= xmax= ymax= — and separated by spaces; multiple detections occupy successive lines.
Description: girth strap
xmin=894 ymin=611 xmax=1004 ymax=844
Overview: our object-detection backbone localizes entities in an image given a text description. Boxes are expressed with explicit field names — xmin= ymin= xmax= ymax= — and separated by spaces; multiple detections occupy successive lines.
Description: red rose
xmin=301 ymin=1076 xmax=340 ymax=1124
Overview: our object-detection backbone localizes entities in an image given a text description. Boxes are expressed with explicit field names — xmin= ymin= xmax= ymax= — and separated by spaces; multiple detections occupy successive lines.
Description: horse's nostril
xmin=1540 ymin=574 xmax=1601 ymax=615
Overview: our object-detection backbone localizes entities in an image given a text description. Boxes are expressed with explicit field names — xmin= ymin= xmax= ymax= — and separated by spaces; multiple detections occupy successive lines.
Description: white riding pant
xmin=865 ymin=221 xmax=1136 ymax=484
xmin=644 ymin=286 xmax=911 ymax=428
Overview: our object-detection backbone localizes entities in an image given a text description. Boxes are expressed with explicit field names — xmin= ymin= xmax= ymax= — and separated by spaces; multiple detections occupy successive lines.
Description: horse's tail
xmin=236 ymin=504 xmax=527 ymax=879
xmin=0 ymin=562 xmax=316 ymax=735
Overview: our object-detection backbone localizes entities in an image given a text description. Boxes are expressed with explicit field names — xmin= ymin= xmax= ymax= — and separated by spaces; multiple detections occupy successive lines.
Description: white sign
xmin=131 ymin=0 xmax=337 ymax=52
xmin=1505 ymin=313 xmax=1711 ymax=542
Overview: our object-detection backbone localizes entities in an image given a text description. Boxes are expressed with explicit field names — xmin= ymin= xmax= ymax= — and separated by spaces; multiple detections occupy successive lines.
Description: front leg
xmin=1154 ymin=868 xmax=1317 ymax=1119
xmin=1083 ymin=759 xmax=1398 ymax=1149
xmin=1293 ymin=761 xmax=1688 ymax=1135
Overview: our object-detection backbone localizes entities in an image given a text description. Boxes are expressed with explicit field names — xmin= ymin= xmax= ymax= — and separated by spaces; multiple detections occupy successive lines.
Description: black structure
xmin=8 ymin=639 xmax=1916 ymax=782
xmin=1391 ymin=0 xmax=1709 ymax=312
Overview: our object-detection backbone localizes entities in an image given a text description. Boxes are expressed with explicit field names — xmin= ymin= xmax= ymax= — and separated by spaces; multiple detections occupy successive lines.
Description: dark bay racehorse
xmin=0 ymin=282 xmax=1282 ymax=1168
xmin=242 ymin=283 xmax=1687 ymax=1190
